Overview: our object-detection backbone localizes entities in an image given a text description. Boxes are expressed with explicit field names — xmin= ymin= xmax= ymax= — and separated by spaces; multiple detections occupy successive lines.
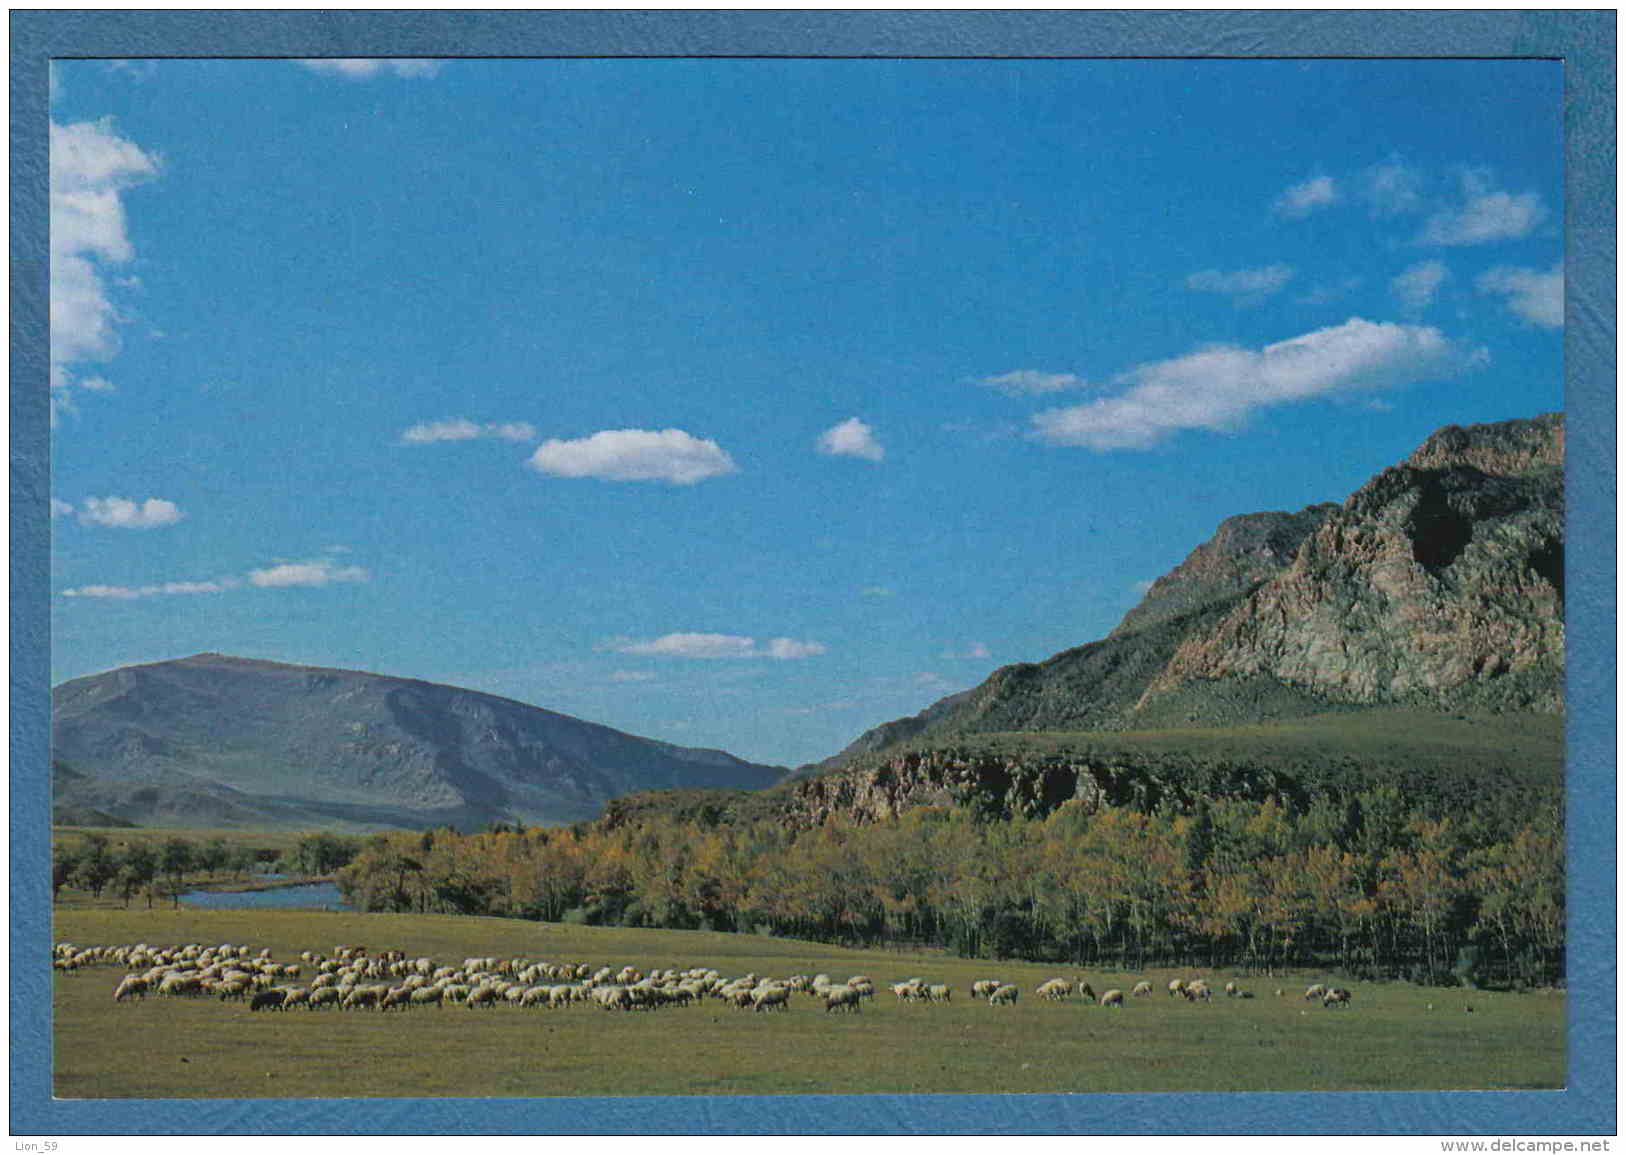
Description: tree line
xmin=52 ymin=831 xmax=362 ymax=908
xmin=334 ymin=784 xmax=1564 ymax=989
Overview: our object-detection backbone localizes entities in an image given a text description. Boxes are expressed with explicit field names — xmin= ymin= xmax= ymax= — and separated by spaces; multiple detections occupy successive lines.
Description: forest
xmin=331 ymin=784 xmax=1563 ymax=989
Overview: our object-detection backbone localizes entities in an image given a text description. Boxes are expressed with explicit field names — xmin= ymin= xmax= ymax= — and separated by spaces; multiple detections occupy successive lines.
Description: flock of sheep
xmin=56 ymin=939 xmax=1355 ymax=1017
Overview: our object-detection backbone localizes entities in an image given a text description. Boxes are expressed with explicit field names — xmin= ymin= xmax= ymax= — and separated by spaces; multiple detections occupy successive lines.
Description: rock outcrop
xmin=1141 ymin=413 xmax=1563 ymax=714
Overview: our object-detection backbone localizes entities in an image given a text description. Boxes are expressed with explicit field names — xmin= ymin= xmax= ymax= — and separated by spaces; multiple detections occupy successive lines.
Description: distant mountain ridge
xmin=51 ymin=654 xmax=782 ymax=830
xmin=809 ymin=413 xmax=1564 ymax=778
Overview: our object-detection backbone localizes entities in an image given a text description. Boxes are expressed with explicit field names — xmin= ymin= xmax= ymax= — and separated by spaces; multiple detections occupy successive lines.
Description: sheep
xmin=407 ymin=986 xmax=443 ymax=1008
xmin=309 ymin=987 xmax=342 ymax=1010
xmin=753 ymin=986 xmax=791 ymax=1013
xmin=892 ymin=980 xmax=923 ymax=1002
xmin=249 ymin=988 xmax=287 ymax=1012
xmin=1184 ymin=981 xmax=1212 ymax=1002
xmin=971 ymin=979 xmax=1002 ymax=999
xmin=1224 ymin=980 xmax=1238 ymax=998
xmin=1131 ymin=981 xmax=1153 ymax=998
xmin=1077 ymin=982 xmax=1097 ymax=1003
xmin=1168 ymin=978 xmax=1186 ymax=998
xmin=112 ymin=974 xmax=149 ymax=1002
xmin=822 ymin=985 xmax=862 ymax=1014
xmin=215 ymin=978 xmax=251 ymax=1002
xmin=926 ymin=984 xmax=951 ymax=1003
xmin=1100 ymin=989 xmax=1125 ymax=1007
xmin=341 ymin=986 xmax=381 ymax=1011
xmin=1036 ymin=978 xmax=1072 ymax=1001
xmin=989 ymin=985 xmax=1019 ymax=1006
xmin=280 ymin=986 xmax=310 ymax=1009
xmin=1323 ymin=988 xmax=1352 ymax=1008
xmin=1304 ymin=983 xmax=1327 ymax=1001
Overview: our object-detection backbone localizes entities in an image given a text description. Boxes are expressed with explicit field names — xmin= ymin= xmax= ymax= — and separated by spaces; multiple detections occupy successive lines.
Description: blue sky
xmin=48 ymin=58 xmax=1564 ymax=768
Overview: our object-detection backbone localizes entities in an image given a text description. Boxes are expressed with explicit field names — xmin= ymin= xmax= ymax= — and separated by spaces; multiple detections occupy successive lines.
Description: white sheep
xmin=1131 ymin=981 xmax=1153 ymax=997
xmin=1304 ymin=983 xmax=1327 ymax=1001
xmin=1100 ymin=989 xmax=1124 ymax=1007
xmin=989 ymin=985 xmax=1019 ymax=1006
xmin=1036 ymin=978 xmax=1072 ymax=1001
xmin=822 ymin=985 xmax=862 ymax=1014
xmin=1168 ymin=978 xmax=1186 ymax=997
xmin=753 ymin=986 xmax=791 ymax=1013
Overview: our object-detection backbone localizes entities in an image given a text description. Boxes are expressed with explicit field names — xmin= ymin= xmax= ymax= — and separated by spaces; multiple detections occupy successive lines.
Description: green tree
xmin=158 ymin=837 xmax=196 ymax=909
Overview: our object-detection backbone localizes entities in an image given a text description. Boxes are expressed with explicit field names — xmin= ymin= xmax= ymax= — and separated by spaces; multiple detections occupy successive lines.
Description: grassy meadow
xmin=53 ymin=907 xmax=1564 ymax=1099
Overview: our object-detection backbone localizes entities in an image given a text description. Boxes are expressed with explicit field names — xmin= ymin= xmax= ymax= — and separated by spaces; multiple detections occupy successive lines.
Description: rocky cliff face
xmin=820 ymin=413 xmax=1564 ymax=767
xmin=1142 ymin=413 xmax=1563 ymax=714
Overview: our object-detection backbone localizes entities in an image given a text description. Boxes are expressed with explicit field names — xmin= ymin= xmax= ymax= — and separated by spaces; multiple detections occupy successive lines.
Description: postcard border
xmin=12 ymin=9 xmax=1615 ymax=1136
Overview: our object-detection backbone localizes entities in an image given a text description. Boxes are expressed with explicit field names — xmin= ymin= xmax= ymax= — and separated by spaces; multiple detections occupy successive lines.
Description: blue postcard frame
xmin=11 ymin=9 xmax=1615 ymax=1136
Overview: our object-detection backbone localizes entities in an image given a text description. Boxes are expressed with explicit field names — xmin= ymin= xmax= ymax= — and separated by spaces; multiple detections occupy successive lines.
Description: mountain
xmin=811 ymin=413 xmax=1564 ymax=777
xmin=51 ymin=654 xmax=783 ymax=830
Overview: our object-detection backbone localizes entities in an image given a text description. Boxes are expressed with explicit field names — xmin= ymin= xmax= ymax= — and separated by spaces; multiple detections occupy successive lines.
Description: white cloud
xmin=401 ymin=418 xmax=536 ymax=445
xmin=77 ymin=496 xmax=183 ymax=529
xmin=1296 ymin=276 xmax=1364 ymax=306
xmin=1419 ymin=172 xmax=1546 ymax=246
xmin=296 ymin=59 xmax=441 ymax=80
xmin=1131 ymin=579 xmax=1156 ymax=595
xmin=942 ymin=642 xmax=992 ymax=660
xmin=1391 ymin=260 xmax=1449 ymax=312
xmin=1031 ymin=318 xmax=1487 ymax=451
xmin=51 ymin=498 xmax=75 ymax=519
xmin=1184 ymin=264 xmax=1295 ymax=304
xmin=1360 ymin=160 xmax=1426 ymax=217
xmin=62 ymin=579 xmax=234 ymax=600
xmin=608 ymin=670 xmax=657 ymax=684
xmin=528 ymin=428 xmax=737 ymax=485
xmin=976 ymin=370 xmax=1087 ymax=396
xmin=608 ymin=632 xmax=825 ymax=660
xmin=1273 ymin=175 xmax=1339 ymax=218
xmin=1476 ymin=263 xmax=1564 ymax=329
xmin=247 ymin=559 xmax=369 ymax=588
xmin=765 ymin=638 xmax=828 ymax=660
xmin=815 ymin=417 xmax=885 ymax=463
xmin=49 ymin=118 xmax=159 ymax=416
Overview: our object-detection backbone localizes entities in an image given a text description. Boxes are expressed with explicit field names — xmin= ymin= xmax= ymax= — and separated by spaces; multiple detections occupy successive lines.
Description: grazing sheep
xmin=1184 ymin=981 xmax=1212 ymax=1002
xmin=971 ymin=979 xmax=1002 ymax=999
xmin=753 ymin=986 xmax=791 ymax=1013
xmin=249 ymin=988 xmax=287 ymax=1012
xmin=308 ymin=987 xmax=342 ymax=1010
xmin=280 ymin=986 xmax=310 ymax=1009
xmin=1131 ymin=981 xmax=1153 ymax=998
xmin=989 ymin=985 xmax=1019 ymax=1006
xmin=926 ymin=984 xmax=951 ymax=1003
xmin=112 ymin=975 xmax=149 ymax=1002
xmin=822 ymin=985 xmax=862 ymax=1014
xmin=1036 ymin=978 xmax=1072 ymax=1001
xmin=1077 ymin=983 xmax=1097 ymax=1003
xmin=1100 ymin=989 xmax=1124 ymax=1007
xmin=1168 ymin=979 xmax=1186 ymax=998
xmin=407 ymin=986 xmax=443 ymax=1008
xmin=1323 ymin=988 xmax=1351 ymax=1008
xmin=1224 ymin=981 xmax=1238 ymax=998
xmin=1304 ymin=984 xmax=1327 ymax=1001
xmin=892 ymin=979 xmax=924 ymax=1002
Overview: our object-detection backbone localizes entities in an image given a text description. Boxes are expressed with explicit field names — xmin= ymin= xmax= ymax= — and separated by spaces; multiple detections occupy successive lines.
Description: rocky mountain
xmin=815 ymin=413 xmax=1564 ymax=773
xmin=51 ymin=654 xmax=783 ymax=830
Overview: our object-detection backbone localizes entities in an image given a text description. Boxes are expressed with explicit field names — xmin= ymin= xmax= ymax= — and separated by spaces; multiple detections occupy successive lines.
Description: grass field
xmin=52 ymin=908 xmax=1564 ymax=1099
